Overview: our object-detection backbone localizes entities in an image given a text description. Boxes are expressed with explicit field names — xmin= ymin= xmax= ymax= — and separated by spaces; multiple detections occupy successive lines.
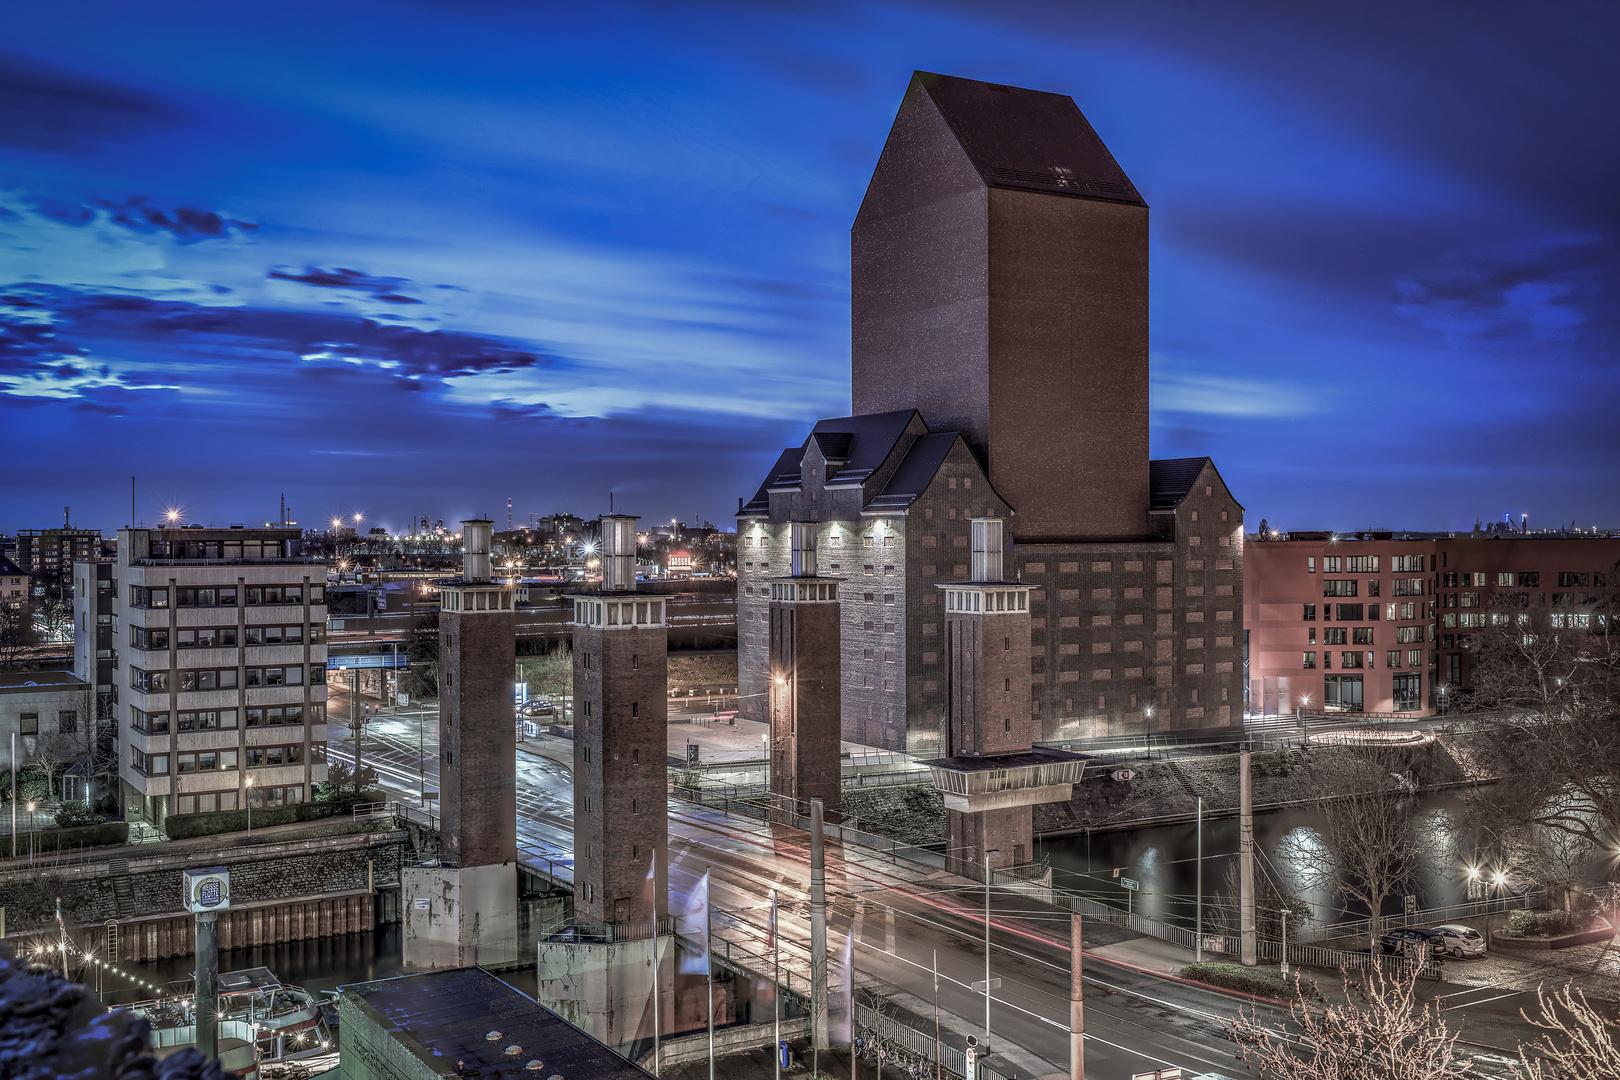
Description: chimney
xmin=600 ymin=515 xmax=637 ymax=592
xmin=791 ymin=522 xmax=818 ymax=577
xmin=970 ymin=517 xmax=1004 ymax=582
xmin=461 ymin=519 xmax=492 ymax=582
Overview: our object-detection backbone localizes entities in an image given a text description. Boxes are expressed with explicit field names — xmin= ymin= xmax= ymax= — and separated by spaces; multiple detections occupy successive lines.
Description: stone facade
xmin=572 ymin=608 xmax=668 ymax=927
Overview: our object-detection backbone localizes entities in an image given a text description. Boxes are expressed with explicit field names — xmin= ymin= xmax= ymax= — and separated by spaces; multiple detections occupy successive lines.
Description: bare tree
xmin=1512 ymin=983 xmax=1620 ymax=1079
xmin=0 ymin=604 xmax=38 ymax=670
xmin=1226 ymin=961 xmax=1462 ymax=1080
xmin=1281 ymin=748 xmax=1427 ymax=952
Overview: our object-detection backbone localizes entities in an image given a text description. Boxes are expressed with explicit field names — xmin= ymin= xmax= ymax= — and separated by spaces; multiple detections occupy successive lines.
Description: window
xmin=131 ymin=667 xmax=168 ymax=693
xmin=1323 ymin=675 xmax=1363 ymax=713
xmin=1307 ymin=627 xmax=1315 ymax=644
xmin=1396 ymin=625 xmax=1423 ymax=644
xmin=1324 ymin=556 xmax=1341 ymax=573
xmin=1496 ymin=572 xmax=1516 ymax=586
xmin=130 ymin=626 xmax=169 ymax=650
xmin=1352 ymin=627 xmax=1374 ymax=645
xmin=19 ymin=712 xmax=38 ymax=735
xmin=1559 ymin=572 xmax=1591 ymax=588
xmin=1335 ymin=604 xmax=1364 ymax=621
xmin=130 ymin=586 xmax=169 ymax=608
xmin=1302 ymin=652 xmax=1316 ymax=669
xmin=1460 ymin=592 xmax=1479 ymax=608
xmin=1446 ymin=653 xmax=1463 ymax=686
xmin=1324 ymin=627 xmax=1347 ymax=645
xmin=1394 ymin=578 xmax=1424 ymax=596
xmin=1519 ymin=572 xmax=1540 ymax=587
xmin=1307 ymin=557 xmax=1316 ymax=573
xmin=1323 ymin=580 xmax=1357 ymax=597
xmin=1302 ymin=603 xmax=1316 ymax=621
xmin=1441 ymin=572 xmax=1459 ymax=588
xmin=1392 ymin=673 xmax=1422 ymax=711
xmin=1408 ymin=649 xmax=1424 ymax=667
xmin=1460 ymin=613 xmax=1486 ymax=628
xmin=131 ymin=707 xmax=170 ymax=734
xmin=1386 ymin=650 xmax=1402 ymax=669
xmin=1392 ymin=555 xmax=1424 ymax=572
xmin=1346 ymin=556 xmax=1378 ymax=573
xmin=1366 ymin=578 xmax=1380 ymax=597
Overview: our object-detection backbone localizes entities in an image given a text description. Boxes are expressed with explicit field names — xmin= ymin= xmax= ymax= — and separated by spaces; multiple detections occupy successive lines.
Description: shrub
xmin=14 ymin=822 xmax=128 ymax=854
xmin=1180 ymin=962 xmax=1320 ymax=1001
xmin=53 ymin=802 xmax=104 ymax=829
xmin=161 ymin=790 xmax=389 ymax=840
xmin=1508 ymin=909 xmax=1590 ymax=937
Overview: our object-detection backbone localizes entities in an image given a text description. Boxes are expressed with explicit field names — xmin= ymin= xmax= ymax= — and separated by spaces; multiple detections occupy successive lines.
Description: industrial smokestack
xmin=462 ymin=519 xmax=493 ymax=582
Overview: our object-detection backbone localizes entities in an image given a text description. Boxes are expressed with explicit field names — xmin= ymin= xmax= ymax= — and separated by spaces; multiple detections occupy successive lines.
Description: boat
xmin=131 ymin=966 xmax=336 ymax=1079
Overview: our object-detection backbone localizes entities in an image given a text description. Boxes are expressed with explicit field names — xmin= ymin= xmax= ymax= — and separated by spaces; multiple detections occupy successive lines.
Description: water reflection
xmin=1039 ymin=793 xmax=1484 ymax=936
xmin=101 ymin=927 xmax=406 ymax=1006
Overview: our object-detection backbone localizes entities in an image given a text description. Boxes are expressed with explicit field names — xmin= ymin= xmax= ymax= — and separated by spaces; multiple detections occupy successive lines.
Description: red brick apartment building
xmin=1245 ymin=531 xmax=1620 ymax=716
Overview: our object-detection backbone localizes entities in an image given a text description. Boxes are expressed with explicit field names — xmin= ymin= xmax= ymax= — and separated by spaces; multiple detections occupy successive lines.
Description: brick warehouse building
xmin=1244 ymin=530 xmax=1620 ymax=716
xmin=738 ymin=72 xmax=1245 ymax=754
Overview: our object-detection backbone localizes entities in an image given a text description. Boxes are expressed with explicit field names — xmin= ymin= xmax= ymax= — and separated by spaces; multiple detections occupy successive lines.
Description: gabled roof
xmin=913 ymin=71 xmax=1144 ymax=206
xmin=1149 ymin=457 xmax=1212 ymax=511
xmin=741 ymin=447 xmax=806 ymax=514
xmin=811 ymin=409 xmax=919 ymax=487
xmin=0 ymin=556 xmax=28 ymax=579
xmin=867 ymin=433 xmax=961 ymax=512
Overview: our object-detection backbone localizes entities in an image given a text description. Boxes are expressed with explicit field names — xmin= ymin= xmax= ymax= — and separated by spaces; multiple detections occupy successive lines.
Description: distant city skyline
xmin=4 ymin=3 xmax=1619 ymax=535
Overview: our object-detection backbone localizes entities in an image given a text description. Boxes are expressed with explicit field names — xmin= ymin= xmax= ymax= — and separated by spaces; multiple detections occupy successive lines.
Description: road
xmin=328 ymin=689 xmax=1536 ymax=1080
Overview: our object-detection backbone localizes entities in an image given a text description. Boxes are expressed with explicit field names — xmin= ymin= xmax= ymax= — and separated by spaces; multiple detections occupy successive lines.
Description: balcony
xmin=922 ymin=747 xmax=1088 ymax=812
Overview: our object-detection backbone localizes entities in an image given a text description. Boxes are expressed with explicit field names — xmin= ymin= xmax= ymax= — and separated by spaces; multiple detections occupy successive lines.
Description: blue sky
xmin=3 ymin=1 xmax=1617 ymax=535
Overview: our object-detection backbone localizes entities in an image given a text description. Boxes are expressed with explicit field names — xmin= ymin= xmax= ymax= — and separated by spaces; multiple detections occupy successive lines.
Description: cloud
xmin=1152 ymin=366 xmax=1318 ymax=419
xmin=91 ymin=196 xmax=258 ymax=241
xmin=268 ymin=266 xmax=421 ymax=304
xmin=0 ymin=53 xmax=187 ymax=155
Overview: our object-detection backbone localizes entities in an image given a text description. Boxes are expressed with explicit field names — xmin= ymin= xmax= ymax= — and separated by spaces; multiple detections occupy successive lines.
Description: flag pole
xmin=933 ymin=948 xmax=941 ymax=1080
xmin=851 ymin=927 xmax=858 ymax=1080
xmin=653 ymin=847 xmax=661 ymax=1077
xmin=772 ymin=889 xmax=780 ymax=1080
xmin=707 ymin=880 xmax=715 ymax=1080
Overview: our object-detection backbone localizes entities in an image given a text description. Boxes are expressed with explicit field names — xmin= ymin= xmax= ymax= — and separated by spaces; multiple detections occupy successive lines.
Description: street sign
xmin=397 ymin=691 xmax=410 ymax=707
xmin=965 ymin=1048 xmax=977 ymax=1077
xmin=1404 ymin=894 xmax=1417 ymax=916
xmin=970 ymin=978 xmax=1001 ymax=992
xmin=1111 ymin=768 xmax=1137 ymax=782
xmin=1120 ymin=878 xmax=1140 ymax=891
xmin=183 ymin=867 xmax=231 ymax=913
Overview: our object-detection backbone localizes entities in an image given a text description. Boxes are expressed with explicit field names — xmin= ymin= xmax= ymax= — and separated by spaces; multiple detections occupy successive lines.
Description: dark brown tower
xmin=852 ymin=71 xmax=1150 ymax=543
xmin=930 ymin=519 xmax=1082 ymax=880
xmin=572 ymin=515 xmax=669 ymax=928
xmin=769 ymin=522 xmax=843 ymax=819
xmin=438 ymin=519 xmax=517 ymax=869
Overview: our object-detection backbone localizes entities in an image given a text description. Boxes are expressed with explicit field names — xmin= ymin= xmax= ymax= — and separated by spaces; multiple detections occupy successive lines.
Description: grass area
xmin=1179 ymin=962 xmax=1320 ymax=1001
xmin=840 ymin=785 xmax=944 ymax=846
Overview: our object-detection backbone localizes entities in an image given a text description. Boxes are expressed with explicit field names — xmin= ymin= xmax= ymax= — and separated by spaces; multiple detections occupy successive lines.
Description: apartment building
xmin=77 ymin=526 xmax=329 ymax=826
xmin=17 ymin=524 xmax=102 ymax=599
xmin=0 ymin=555 xmax=29 ymax=612
xmin=1244 ymin=531 xmax=1620 ymax=716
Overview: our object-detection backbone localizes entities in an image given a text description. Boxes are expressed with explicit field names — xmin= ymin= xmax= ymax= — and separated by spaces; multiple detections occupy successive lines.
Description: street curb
xmin=1085 ymin=950 xmax=1301 ymax=1008
xmin=518 ymin=742 xmax=573 ymax=772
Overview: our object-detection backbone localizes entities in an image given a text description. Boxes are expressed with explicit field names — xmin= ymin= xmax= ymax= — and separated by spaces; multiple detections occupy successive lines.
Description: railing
xmin=351 ymin=802 xmax=390 ymax=820
xmin=1294 ymin=890 xmax=1542 ymax=945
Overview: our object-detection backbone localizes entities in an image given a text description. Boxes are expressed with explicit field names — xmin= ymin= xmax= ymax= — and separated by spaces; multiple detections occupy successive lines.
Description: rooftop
xmin=340 ymin=967 xmax=654 ymax=1080
xmin=0 ymin=670 xmax=88 ymax=694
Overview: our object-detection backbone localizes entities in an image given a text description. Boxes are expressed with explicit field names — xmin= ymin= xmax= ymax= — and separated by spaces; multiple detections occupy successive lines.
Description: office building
xmin=17 ymin=520 xmax=102 ymax=599
xmin=1244 ymin=530 xmax=1620 ymax=715
xmin=86 ymin=525 xmax=328 ymax=826
xmin=739 ymin=73 xmax=1244 ymax=753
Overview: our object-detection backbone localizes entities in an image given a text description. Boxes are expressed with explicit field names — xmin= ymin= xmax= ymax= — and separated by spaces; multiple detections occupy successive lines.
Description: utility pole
xmin=810 ymin=797 xmax=829 ymax=1057
xmin=1240 ymin=746 xmax=1257 ymax=966
xmin=1069 ymin=912 xmax=1084 ymax=1080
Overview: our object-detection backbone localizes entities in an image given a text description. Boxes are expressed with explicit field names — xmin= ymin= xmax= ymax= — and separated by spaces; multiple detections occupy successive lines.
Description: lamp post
xmin=245 ymin=776 xmax=254 ymax=841
xmin=26 ymin=801 xmax=36 ymax=866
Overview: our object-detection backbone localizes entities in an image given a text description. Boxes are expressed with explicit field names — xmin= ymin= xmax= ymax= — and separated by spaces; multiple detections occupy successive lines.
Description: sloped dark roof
xmin=812 ymin=409 xmax=919 ymax=486
xmin=741 ymin=446 xmax=806 ymax=513
xmin=1149 ymin=457 xmax=1212 ymax=511
xmin=867 ymin=432 xmax=960 ymax=512
xmin=914 ymin=71 xmax=1144 ymax=206
xmin=812 ymin=431 xmax=851 ymax=463
xmin=0 ymin=556 xmax=28 ymax=579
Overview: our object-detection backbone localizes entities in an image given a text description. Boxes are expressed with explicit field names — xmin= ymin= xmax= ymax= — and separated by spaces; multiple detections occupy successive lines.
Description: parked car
xmin=519 ymin=700 xmax=556 ymax=717
xmin=1428 ymin=923 xmax=1487 ymax=957
xmin=1379 ymin=927 xmax=1445 ymax=956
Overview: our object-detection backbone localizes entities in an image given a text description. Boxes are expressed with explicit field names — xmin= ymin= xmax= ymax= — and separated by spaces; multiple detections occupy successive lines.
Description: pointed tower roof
xmin=908 ymin=71 xmax=1144 ymax=206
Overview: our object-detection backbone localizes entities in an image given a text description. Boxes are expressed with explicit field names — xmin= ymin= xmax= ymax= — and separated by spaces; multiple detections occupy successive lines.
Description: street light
xmin=245 ymin=776 xmax=254 ymax=841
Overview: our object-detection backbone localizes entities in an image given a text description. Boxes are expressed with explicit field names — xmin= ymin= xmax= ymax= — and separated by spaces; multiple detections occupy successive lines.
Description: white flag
xmin=677 ymin=869 xmax=710 ymax=974
xmin=830 ymin=925 xmax=854 ymax=1044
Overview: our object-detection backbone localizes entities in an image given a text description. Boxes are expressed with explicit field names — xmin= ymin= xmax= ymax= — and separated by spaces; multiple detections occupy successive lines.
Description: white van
xmin=1430 ymin=923 xmax=1487 ymax=957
